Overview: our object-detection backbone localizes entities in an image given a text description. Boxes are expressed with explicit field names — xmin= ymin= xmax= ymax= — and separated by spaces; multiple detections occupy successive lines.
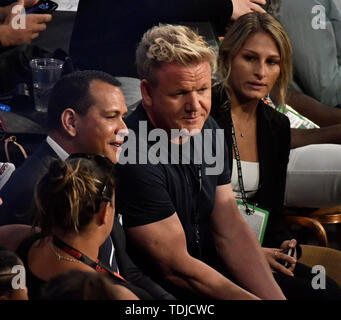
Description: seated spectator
xmin=0 ymin=246 xmax=28 ymax=300
xmin=117 ymin=24 xmax=286 ymax=300
xmin=0 ymin=70 xmax=128 ymax=226
xmin=39 ymin=270 xmax=138 ymax=300
xmin=211 ymin=12 xmax=341 ymax=299
xmin=1 ymin=156 xmax=151 ymax=299
xmin=0 ymin=70 xmax=173 ymax=300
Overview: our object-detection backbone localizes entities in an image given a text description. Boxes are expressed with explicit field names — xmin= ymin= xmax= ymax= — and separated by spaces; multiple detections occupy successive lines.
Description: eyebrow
xmin=242 ymin=49 xmax=280 ymax=59
xmin=104 ymin=107 xmax=128 ymax=116
xmin=104 ymin=107 xmax=121 ymax=113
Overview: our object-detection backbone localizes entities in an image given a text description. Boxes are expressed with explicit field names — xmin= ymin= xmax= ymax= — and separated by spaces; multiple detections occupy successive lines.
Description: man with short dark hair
xmin=0 ymin=70 xmax=174 ymax=300
xmin=0 ymin=70 xmax=128 ymax=224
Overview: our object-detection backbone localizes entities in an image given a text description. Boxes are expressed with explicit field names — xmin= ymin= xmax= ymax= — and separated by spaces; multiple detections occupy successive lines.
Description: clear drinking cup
xmin=30 ymin=58 xmax=64 ymax=112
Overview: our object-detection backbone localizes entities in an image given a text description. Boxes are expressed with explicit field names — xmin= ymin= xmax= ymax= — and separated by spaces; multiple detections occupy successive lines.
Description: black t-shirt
xmin=116 ymin=105 xmax=231 ymax=292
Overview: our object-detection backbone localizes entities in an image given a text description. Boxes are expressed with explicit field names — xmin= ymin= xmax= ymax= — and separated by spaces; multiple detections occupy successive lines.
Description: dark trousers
xmin=274 ymin=262 xmax=341 ymax=299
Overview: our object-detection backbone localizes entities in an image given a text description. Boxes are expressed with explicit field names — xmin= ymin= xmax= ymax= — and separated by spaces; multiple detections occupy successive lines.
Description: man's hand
xmin=231 ymin=0 xmax=267 ymax=20
xmin=0 ymin=0 xmax=51 ymax=47
xmin=0 ymin=0 xmax=39 ymax=23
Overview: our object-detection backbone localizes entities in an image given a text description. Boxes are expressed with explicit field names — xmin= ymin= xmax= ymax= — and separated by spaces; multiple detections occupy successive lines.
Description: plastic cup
xmin=30 ymin=58 xmax=64 ymax=112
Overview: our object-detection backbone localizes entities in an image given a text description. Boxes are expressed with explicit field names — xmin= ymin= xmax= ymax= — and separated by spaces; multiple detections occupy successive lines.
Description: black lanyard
xmin=180 ymin=162 xmax=203 ymax=259
xmin=195 ymin=164 xmax=202 ymax=257
xmin=230 ymin=120 xmax=254 ymax=215
xmin=52 ymin=236 xmax=128 ymax=283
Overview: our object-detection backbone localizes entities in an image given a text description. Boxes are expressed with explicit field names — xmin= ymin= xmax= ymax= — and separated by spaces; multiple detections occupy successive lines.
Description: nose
xmin=116 ymin=117 xmax=129 ymax=141
xmin=254 ymin=61 xmax=266 ymax=79
xmin=184 ymin=92 xmax=201 ymax=113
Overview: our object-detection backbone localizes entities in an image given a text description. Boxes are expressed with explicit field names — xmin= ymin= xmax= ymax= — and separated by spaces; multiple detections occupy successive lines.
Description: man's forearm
xmin=214 ymin=217 xmax=285 ymax=300
xmin=291 ymin=126 xmax=341 ymax=149
xmin=165 ymin=254 xmax=260 ymax=300
xmin=127 ymin=214 xmax=260 ymax=300
xmin=271 ymin=87 xmax=341 ymax=127
xmin=285 ymin=89 xmax=341 ymax=127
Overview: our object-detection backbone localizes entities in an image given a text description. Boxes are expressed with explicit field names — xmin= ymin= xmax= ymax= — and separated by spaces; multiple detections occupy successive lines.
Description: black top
xmin=69 ymin=0 xmax=233 ymax=77
xmin=116 ymin=104 xmax=231 ymax=297
xmin=16 ymin=232 xmax=154 ymax=300
xmin=211 ymin=85 xmax=301 ymax=256
xmin=16 ymin=233 xmax=46 ymax=300
xmin=0 ymin=141 xmax=174 ymax=299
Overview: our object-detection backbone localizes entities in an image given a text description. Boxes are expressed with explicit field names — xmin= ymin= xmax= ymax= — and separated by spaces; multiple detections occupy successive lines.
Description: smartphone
xmin=282 ymin=248 xmax=295 ymax=268
xmin=26 ymin=0 xmax=58 ymax=14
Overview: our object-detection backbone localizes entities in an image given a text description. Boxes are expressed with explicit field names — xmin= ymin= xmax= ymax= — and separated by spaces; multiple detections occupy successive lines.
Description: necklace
xmin=234 ymin=125 xmax=245 ymax=138
xmin=230 ymin=115 xmax=246 ymax=138
xmin=49 ymin=242 xmax=82 ymax=264
xmin=52 ymin=236 xmax=128 ymax=282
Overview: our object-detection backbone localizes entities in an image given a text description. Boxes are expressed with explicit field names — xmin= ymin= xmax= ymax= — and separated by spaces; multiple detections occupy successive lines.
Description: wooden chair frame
xmin=285 ymin=206 xmax=341 ymax=248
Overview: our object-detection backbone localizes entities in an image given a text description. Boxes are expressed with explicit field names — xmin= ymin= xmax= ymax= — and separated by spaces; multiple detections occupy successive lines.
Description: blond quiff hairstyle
xmin=136 ymin=24 xmax=217 ymax=85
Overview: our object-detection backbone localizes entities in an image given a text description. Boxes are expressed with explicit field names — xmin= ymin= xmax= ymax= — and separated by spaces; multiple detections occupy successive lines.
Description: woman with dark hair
xmin=211 ymin=12 xmax=341 ymax=299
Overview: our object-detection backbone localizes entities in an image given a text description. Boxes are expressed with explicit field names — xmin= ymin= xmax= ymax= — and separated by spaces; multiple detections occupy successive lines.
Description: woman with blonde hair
xmin=211 ymin=12 xmax=341 ymax=299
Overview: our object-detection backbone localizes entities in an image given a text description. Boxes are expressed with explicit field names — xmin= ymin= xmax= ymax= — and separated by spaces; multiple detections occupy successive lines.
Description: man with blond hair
xmin=116 ymin=24 xmax=286 ymax=300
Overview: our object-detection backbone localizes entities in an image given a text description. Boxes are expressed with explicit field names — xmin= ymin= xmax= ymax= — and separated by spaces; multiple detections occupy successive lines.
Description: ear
xmin=97 ymin=202 xmax=111 ymax=226
xmin=61 ymin=108 xmax=77 ymax=137
xmin=140 ymin=79 xmax=153 ymax=109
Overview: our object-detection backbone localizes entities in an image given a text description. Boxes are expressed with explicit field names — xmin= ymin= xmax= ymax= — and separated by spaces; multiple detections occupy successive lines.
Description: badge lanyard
xmin=179 ymin=137 xmax=203 ymax=258
xmin=52 ymin=236 xmax=128 ymax=283
xmin=230 ymin=120 xmax=254 ymax=215
xmin=180 ymin=163 xmax=203 ymax=258
xmin=195 ymin=164 xmax=202 ymax=257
